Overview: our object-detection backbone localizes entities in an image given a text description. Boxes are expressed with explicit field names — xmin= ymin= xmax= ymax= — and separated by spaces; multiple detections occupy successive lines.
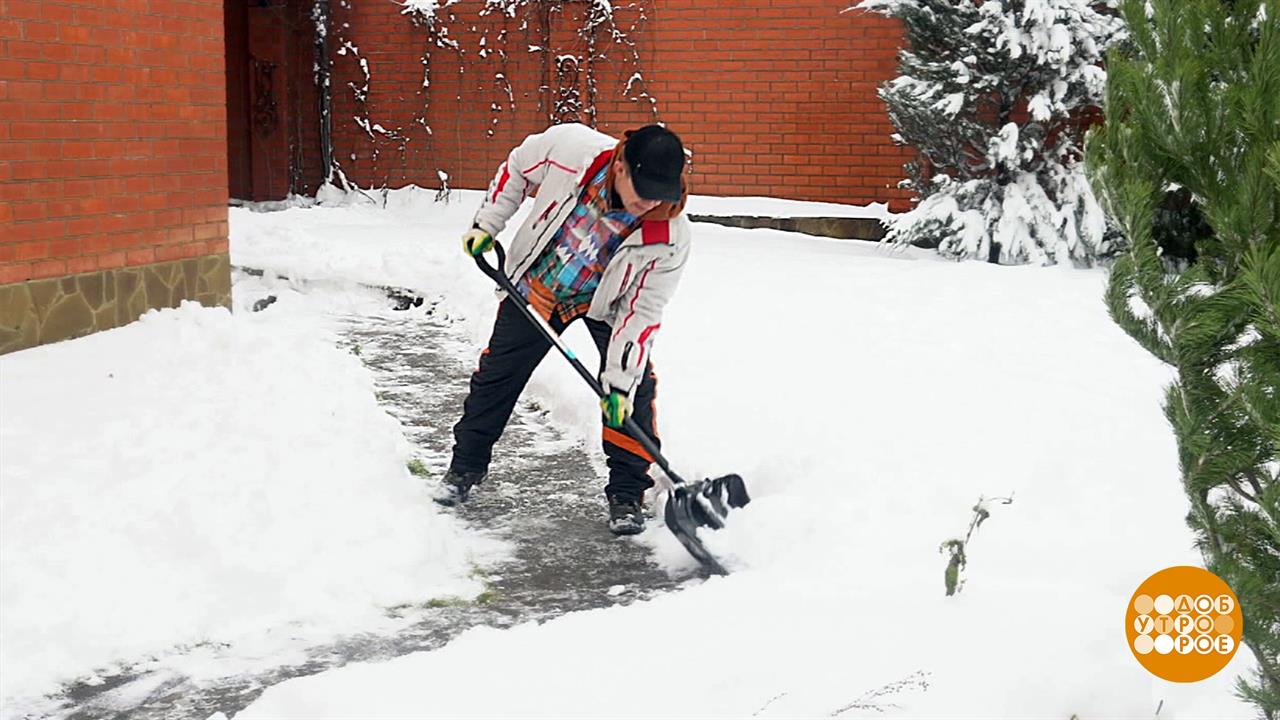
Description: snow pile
xmin=227 ymin=186 xmax=1254 ymax=717
xmin=684 ymin=194 xmax=897 ymax=222
xmin=0 ymin=290 xmax=505 ymax=705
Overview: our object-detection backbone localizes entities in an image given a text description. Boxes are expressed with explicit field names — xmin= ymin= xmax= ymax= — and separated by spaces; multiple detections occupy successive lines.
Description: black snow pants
xmin=450 ymin=296 xmax=660 ymax=503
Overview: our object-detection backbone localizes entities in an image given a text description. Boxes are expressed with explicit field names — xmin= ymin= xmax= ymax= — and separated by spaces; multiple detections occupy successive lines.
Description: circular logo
xmin=1126 ymin=566 xmax=1242 ymax=682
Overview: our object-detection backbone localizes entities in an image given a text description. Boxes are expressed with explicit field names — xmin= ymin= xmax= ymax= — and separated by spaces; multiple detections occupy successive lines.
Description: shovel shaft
xmin=475 ymin=244 xmax=689 ymax=487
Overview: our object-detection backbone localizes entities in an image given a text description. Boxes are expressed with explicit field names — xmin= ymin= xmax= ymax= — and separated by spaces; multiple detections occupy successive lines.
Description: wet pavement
xmin=19 ymin=288 xmax=690 ymax=720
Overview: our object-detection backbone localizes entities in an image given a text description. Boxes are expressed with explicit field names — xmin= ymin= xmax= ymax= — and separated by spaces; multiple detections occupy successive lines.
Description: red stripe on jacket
xmin=635 ymin=322 xmax=661 ymax=368
xmin=581 ymin=149 xmax=613 ymax=188
xmin=619 ymin=263 xmax=633 ymax=293
xmin=491 ymin=162 xmax=511 ymax=204
xmin=520 ymin=158 xmax=580 ymax=175
xmin=613 ymin=259 xmax=657 ymax=341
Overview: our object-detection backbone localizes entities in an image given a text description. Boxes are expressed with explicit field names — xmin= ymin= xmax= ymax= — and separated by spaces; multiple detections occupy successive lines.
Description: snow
xmin=220 ymin=186 xmax=1249 ymax=717
xmin=1 ymin=185 xmax=1257 ymax=717
xmin=989 ymin=122 xmax=1020 ymax=165
xmin=399 ymin=0 xmax=456 ymax=23
xmin=1028 ymin=92 xmax=1053 ymax=121
xmin=934 ymin=91 xmax=966 ymax=117
xmin=624 ymin=71 xmax=644 ymax=94
xmin=685 ymin=194 xmax=896 ymax=222
xmin=0 ymin=270 xmax=506 ymax=706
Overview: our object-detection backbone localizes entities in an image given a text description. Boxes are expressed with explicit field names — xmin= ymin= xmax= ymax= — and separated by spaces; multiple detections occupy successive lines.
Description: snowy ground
xmin=0 ymin=251 xmax=509 ymax=715
xmin=683 ymin=194 xmax=897 ymax=221
xmin=0 ymin=186 xmax=1259 ymax=718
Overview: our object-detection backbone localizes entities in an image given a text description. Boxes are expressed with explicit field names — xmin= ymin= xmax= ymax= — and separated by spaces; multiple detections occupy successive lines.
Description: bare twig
xmin=752 ymin=691 xmax=788 ymax=717
xmin=830 ymin=671 xmax=931 ymax=716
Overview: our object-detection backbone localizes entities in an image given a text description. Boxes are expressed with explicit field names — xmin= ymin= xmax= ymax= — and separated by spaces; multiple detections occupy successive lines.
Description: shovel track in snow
xmin=26 ymin=292 xmax=684 ymax=720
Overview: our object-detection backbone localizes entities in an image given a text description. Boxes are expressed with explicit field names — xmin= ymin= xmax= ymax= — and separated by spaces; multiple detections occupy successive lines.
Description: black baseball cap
xmin=623 ymin=125 xmax=685 ymax=203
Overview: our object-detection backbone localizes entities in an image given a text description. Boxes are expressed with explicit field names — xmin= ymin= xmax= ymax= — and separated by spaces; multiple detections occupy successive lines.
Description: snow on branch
xmin=860 ymin=0 xmax=1125 ymax=265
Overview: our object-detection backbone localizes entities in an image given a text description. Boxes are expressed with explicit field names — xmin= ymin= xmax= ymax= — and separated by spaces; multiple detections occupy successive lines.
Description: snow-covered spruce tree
xmin=1086 ymin=0 xmax=1280 ymax=714
xmin=857 ymin=0 xmax=1124 ymax=264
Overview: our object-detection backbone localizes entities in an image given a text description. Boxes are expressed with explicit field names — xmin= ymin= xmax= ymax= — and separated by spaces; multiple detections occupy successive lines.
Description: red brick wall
xmin=315 ymin=1 xmax=913 ymax=210
xmin=643 ymin=2 xmax=913 ymax=207
xmin=0 ymin=0 xmax=229 ymax=285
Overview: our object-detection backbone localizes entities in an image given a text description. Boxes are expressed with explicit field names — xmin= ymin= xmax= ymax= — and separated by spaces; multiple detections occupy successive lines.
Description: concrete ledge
xmin=688 ymin=215 xmax=888 ymax=241
xmin=0 ymin=253 xmax=232 ymax=355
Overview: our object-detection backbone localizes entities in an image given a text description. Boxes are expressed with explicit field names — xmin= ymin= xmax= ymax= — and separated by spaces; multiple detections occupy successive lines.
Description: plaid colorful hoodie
xmin=515 ymin=161 xmax=639 ymax=324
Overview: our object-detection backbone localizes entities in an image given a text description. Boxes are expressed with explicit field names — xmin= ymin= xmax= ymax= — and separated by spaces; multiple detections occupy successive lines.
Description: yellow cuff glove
xmin=462 ymin=227 xmax=494 ymax=257
xmin=600 ymin=391 xmax=633 ymax=429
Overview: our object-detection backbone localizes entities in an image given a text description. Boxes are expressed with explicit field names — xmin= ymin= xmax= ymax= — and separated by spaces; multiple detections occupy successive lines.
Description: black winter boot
xmin=607 ymin=495 xmax=645 ymax=536
xmin=434 ymin=469 xmax=487 ymax=506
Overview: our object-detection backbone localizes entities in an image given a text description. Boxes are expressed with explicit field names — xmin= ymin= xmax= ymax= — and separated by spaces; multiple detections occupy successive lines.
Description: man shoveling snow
xmin=434 ymin=123 xmax=691 ymax=536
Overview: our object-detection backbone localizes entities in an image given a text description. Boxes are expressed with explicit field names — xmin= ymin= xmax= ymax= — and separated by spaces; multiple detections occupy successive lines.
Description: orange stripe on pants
xmin=602 ymin=426 xmax=654 ymax=463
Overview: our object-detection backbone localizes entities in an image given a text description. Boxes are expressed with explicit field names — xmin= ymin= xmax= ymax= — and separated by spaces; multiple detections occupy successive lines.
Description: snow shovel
xmin=474 ymin=241 xmax=750 ymax=575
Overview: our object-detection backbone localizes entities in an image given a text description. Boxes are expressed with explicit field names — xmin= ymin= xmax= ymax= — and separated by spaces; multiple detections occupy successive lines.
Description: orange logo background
xmin=1126 ymin=565 xmax=1243 ymax=682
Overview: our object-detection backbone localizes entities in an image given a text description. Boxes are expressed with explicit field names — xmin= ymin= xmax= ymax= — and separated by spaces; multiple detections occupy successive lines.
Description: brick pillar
xmin=0 ymin=0 xmax=231 ymax=354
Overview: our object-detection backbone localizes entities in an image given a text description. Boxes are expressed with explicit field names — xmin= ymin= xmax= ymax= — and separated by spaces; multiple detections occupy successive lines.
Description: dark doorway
xmin=224 ymin=0 xmax=320 ymax=201
xmin=224 ymin=0 xmax=252 ymax=200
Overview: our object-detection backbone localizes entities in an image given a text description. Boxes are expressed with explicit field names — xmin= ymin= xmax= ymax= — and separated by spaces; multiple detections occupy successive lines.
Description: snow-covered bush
xmin=858 ymin=0 xmax=1124 ymax=264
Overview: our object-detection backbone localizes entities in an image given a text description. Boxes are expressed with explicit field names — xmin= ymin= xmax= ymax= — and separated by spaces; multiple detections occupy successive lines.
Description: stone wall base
xmin=0 ymin=254 xmax=232 ymax=355
xmin=687 ymin=215 xmax=889 ymax=242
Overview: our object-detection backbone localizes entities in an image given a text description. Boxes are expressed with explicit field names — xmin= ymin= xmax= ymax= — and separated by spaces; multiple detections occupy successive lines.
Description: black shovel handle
xmin=474 ymin=241 xmax=689 ymax=487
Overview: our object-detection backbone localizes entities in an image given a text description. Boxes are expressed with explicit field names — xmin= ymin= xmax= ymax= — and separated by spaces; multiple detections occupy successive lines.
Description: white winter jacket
xmin=472 ymin=123 xmax=692 ymax=398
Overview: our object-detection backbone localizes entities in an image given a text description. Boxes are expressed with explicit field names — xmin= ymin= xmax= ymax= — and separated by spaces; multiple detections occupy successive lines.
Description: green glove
xmin=462 ymin=227 xmax=494 ymax=257
xmin=600 ymin=391 xmax=633 ymax=429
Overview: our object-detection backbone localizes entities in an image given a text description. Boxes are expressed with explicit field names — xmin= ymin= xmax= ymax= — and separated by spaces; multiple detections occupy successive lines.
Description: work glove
xmin=600 ymin=390 xmax=633 ymax=429
xmin=462 ymin=226 xmax=494 ymax=257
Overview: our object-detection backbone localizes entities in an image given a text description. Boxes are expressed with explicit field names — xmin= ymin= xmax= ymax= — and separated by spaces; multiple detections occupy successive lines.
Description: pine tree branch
xmin=1252 ymin=650 xmax=1280 ymax=718
xmin=1226 ymin=472 xmax=1262 ymax=505
xmin=1243 ymin=469 xmax=1266 ymax=500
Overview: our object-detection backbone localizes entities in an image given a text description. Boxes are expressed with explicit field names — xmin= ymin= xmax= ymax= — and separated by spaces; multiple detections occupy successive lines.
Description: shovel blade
xmin=663 ymin=474 xmax=750 ymax=576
